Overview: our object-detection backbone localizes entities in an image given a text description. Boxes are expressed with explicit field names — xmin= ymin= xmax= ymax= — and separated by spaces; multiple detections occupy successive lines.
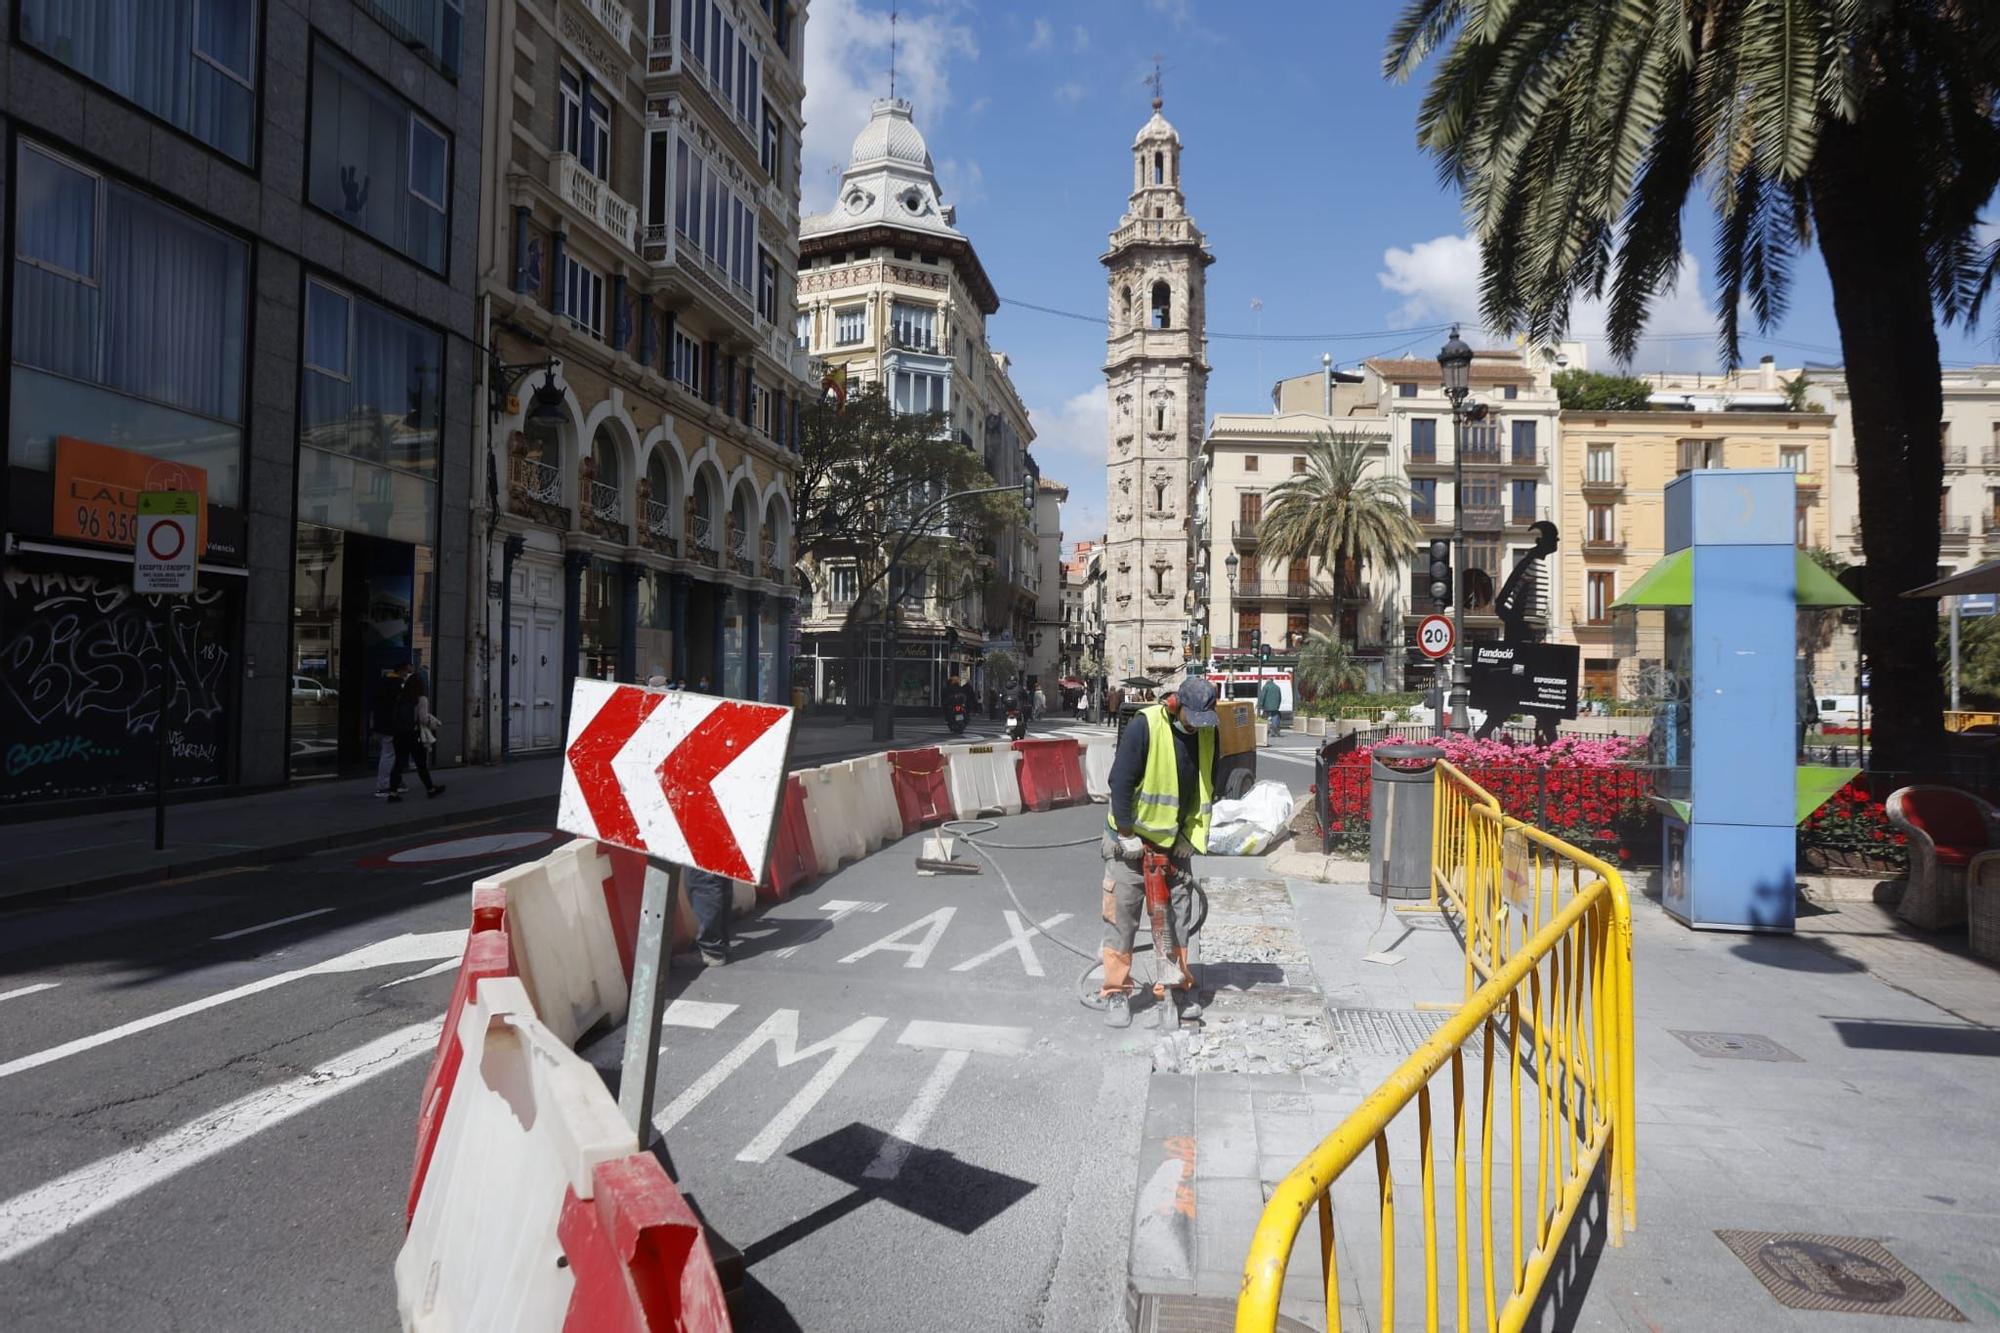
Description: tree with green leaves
xmin=1551 ymin=368 xmax=1654 ymax=412
xmin=795 ymin=382 xmax=1019 ymax=633
xmin=1295 ymin=630 xmax=1370 ymax=703
xmin=1781 ymin=372 xmax=1817 ymax=413
xmin=1386 ymin=0 xmax=2000 ymax=768
xmin=1256 ymin=431 xmax=1423 ymax=648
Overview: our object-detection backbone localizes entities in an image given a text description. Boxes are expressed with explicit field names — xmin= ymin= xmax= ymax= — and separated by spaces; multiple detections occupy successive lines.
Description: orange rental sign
xmin=52 ymin=437 xmax=209 ymax=554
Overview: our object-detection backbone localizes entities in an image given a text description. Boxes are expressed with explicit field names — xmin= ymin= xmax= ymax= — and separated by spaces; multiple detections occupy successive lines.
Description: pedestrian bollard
xmin=1369 ymin=744 xmax=1443 ymax=900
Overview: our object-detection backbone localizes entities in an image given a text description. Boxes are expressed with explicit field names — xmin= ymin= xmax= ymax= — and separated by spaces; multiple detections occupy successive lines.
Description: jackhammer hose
xmin=937 ymin=819 xmax=1209 ymax=1008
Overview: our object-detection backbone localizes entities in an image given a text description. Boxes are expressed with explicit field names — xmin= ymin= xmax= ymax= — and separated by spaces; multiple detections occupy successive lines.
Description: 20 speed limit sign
xmin=1416 ymin=614 xmax=1455 ymax=660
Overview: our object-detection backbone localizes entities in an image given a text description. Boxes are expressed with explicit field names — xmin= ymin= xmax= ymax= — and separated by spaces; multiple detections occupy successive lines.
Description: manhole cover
xmin=1671 ymin=1030 xmax=1802 ymax=1062
xmin=1132 ymin=1294 xmax=1314 ymax=1333
xmin=1328 ymin=1006 xmax=1483 ymax=1059
xmin=1716 ymin=1231 xmax=1964 ymax=1320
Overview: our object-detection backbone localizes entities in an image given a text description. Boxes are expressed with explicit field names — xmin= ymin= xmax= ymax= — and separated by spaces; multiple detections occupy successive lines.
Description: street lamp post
xmin=1439 ymin=326 xmax=1474 ymax=733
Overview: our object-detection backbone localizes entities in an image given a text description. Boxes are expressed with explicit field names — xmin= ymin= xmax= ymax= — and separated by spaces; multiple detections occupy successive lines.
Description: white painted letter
xmin=838 ymin=907 xmax=957 ymax=970
xmin=655 ymin=1009 xmax=887 ymax=1163
xmin=949 ymin=910 xmax=1071 ymax=978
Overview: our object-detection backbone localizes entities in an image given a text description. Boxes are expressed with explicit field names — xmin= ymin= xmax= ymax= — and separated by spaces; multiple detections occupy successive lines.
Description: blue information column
xmin=1658 ymin=469 xmax=1799 ymax=931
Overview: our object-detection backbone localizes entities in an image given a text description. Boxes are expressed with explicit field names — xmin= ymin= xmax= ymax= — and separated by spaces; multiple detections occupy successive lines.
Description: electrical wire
xmin=937 ymin=818 xmax=1208 ymax=1010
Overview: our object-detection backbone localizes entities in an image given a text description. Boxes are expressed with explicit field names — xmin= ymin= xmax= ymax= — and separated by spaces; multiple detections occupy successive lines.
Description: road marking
xmin=379 ymin=959 xmax=461 ymax=989
xmin=0 ymin=983 xmax=59 ymax=1005
xmin=422 ymin=862 xmax=510 ymax=886
xmin=771 ymin=900 xmax=886 ymax=961
xmin=864 ymin=1049 xmax=970 ymax=1181
xmin=0 ymin=1020 xmax=439 ymax=1263
xmin=211 ymin=908 xmax=336 ymax=941
xmin=663 ymin=999 xmax=737 ymax=1029
xmin=0 ymin=930 xmax=464 ymax=1081
xmin=656 ymin=1009 xmax=887 ymax=1164
xmin=897 ymin=1019 xmax=1034 ymax=1058
xmin=948 ymin=911 xmax=1072 ymax=978
xmin=838 ymin=907 xmax=956 ymax=969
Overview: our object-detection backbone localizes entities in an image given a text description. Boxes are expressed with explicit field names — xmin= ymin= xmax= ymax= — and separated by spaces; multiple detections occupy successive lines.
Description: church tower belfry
xmin=1102 ymin=93 xmax=1213 ymax=680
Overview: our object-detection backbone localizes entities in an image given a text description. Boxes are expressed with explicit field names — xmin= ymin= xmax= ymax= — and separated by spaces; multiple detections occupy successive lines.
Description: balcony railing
xmin=1985 ymin=446 xmax=2000 ymax=468
xmin=1234 ymin=580 xmax=1360 ymax=602
xmin=1408 ymin=448 xmax=1445 ymax=470
xmin=1231 ymin=519 xmax=1261 ymax=546
xmin=643 ymin=499 xmax=677 ymax=555
xmin=580 ymin=0 xmax=633 ymax=49
xmin=1413 ymin=507 xmax=1438 ymax=523
xmin=1581 ymin=469 xmax=1627 ymax=492
xmin=1944 ymin=446 xmax=1968 ymax=469
xmin=730 ymin=534 xmax=755 ymax=577
xmin=552 ymin=153 xmax=637 ymax=252
xmin=1583 ymin=534 xmax=1626 ymax=553
xmin=1572 ymin=605 xmax=1615 ymax=629
xmin=1508 ymin=449 xmax=1539 ymax=467
xmin=589 ymin=480 xmax=620 ymax=523
xmin=1982 ymin=514 xmax=2000 ymax=537
xmin=647 ymin=31 xmax=673 ymax=73
xmin=689 ymin=513 xmax=718 ymax=566
xmin=1942 ymin=517 xmax=1973 ymax=544
xmin=1790 ymin=471 xmax=1822 ymax=489
xmin=511 ymin=457 xmax=563 ymax=508
xmin=889 ymin=330 xmax=941 ymax=354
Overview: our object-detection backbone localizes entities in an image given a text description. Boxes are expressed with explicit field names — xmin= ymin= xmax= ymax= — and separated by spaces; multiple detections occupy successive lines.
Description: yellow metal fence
xmin=1238 ymin=762 xmax=1635 ymax=1331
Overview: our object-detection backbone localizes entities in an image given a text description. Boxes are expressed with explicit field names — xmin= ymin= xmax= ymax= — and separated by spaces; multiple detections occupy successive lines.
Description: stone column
xmin=561 ymin=548 xmax=592 ymax=731
xmin=745 ymin=590 xmax=765 ymax=700
xmin=669 ymin=570 xmax=691 ymax=682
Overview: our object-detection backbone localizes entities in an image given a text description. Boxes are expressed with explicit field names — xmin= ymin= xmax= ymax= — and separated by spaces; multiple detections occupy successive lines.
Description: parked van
xmin=1816 ymin=695 xmax=1862 ymax=725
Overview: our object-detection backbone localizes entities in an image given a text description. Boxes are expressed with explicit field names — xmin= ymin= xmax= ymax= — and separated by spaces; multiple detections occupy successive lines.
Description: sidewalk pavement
xmin=0 ymin=713 xmax=1073 ymax=906
xmin=1130 ymin=861 xmax=2000 ymax=1330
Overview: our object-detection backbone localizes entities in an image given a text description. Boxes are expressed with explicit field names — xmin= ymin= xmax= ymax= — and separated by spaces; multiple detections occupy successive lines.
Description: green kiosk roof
xmin=1612 ymin=550 xmax=1860 ymax=609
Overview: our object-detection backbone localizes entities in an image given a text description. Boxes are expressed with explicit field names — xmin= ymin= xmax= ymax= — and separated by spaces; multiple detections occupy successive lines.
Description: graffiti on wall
xmin=0 ymin=568 xmax=234 ymax=802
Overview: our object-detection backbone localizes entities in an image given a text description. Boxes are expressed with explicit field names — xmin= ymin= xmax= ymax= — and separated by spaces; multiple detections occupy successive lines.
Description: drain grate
xmin=1133 ymin=1294 xmax=1315 ymax=1332
xmin=1328 ymin=1006 xmax=1484 ymax=1060
xmin=1671 ymin=1030 xmax=1802 ymax=1062
xmin=1716 ymin=1231 xmax=1965 ymax=1320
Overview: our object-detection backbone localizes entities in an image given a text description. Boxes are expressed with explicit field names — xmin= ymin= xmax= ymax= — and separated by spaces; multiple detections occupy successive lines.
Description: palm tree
xmin=1385 ymin=1 xmax=2000 ymax=770
xmin=1257 ymin=431 xmax=1423 ymax=651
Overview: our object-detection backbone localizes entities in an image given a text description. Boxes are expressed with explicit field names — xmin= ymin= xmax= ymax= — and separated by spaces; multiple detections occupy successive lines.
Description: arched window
xmin=1154 ymin=482 xmax=1168 ymax=510
xmin=591 ymin=426 xmax=620 ymax=486
xmin=1154 ymin=566 xmax=1167 ymax=594
xmin=1151 ymin=281 xmax=1170 ymax=329
xmin=1155 ymin=402 xmax=1167 ymax=432
xmin=1153 ymin=151 xmax=1163 ymax=185
xmin=1121 ymin=285 xmax=1133 ymax=329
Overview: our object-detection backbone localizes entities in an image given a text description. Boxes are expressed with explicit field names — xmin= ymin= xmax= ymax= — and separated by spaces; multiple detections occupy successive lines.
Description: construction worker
xmin=1092 ymin=675 xmax=1221 ymax=1028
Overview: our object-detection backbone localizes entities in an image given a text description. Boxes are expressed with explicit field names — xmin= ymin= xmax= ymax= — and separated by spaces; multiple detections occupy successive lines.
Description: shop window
xmin=10 ymin=142 xmax=249 ymax=503
xmin=19 ymin=0 xmax=258 ymax=163
xmin=308 ymin=40 xmax=450 ymax=273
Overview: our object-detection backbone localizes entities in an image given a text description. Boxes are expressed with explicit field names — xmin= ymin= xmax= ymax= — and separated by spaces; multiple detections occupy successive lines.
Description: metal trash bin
xmin=1369 ymin=744 xmax=1443 ymax=900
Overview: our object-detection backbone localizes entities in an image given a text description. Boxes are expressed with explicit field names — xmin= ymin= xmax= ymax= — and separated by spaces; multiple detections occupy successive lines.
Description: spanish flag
xmin=822 ymin=361 xmax=849 ymax=409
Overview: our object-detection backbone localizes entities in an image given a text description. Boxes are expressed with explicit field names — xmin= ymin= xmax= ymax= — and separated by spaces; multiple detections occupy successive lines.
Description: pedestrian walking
xmin=388 ymin=671 xmax=445 ymax=801
xmin=686 ymin=868 xmax=732 ymax=966
xmin=1258 ymin=677 xmax=1283 ymax=742
xmin=1033 ymin=683 xmax=1047 ymax=719
xmin=370 ymin=662 xmax=409 ymax=798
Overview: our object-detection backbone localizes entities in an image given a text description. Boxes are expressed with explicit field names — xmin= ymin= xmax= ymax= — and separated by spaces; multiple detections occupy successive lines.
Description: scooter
xmin=1005 ymin=707 xmax=1027 ymax=741
xmin=946 ymin=699 xmax=968 ymax=736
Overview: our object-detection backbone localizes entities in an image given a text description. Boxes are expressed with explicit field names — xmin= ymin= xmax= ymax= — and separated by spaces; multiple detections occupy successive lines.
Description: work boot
xmin=1102 ymin=993 xmax=1132 ymax=1028
xmin=1174 ymin=991 xmax=1204 ymax=1023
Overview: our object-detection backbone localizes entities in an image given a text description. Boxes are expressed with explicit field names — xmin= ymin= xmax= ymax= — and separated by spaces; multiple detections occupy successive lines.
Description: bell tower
xmin=1102 ymin=91 xmax=1212 ymax=681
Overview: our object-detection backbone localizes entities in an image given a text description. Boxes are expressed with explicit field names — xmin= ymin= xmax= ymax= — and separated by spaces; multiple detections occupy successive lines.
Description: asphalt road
xmin=0 ymin=719 xmax=1269 ymax=1331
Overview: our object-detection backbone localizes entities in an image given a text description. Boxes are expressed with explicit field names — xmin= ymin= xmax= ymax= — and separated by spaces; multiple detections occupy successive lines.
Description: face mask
xmin=1173 ymin=717 xmax=1194 ymax=736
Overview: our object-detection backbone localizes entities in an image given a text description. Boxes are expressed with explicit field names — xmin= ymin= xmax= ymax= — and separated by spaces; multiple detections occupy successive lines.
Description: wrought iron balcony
xmin=1943 ymin=446 xmax=1968 ymax=470
xmin=510 ymin=457 xmax=564 ymax=518
xmin=642 ymin=499 xmax=677 ymax=556
xmin=579 ymin=0 xmax=633 ymax=49
xmin=688 ymin=513 xmax=719 ymax=567
xmin=1582 ymin=534 xmax=1626 ymax=554
xmin=1580 ymin=469 xmax=1627 ymax=493
xmin=1231 ymin=519 xmax=1261 ymax=546
xmin=588 ymin=481 xmax=620 ymax=522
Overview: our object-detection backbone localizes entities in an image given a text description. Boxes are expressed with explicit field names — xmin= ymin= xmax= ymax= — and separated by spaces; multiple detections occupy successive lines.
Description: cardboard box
xmin=1215 ymin=700 xmax=1256 ymax=757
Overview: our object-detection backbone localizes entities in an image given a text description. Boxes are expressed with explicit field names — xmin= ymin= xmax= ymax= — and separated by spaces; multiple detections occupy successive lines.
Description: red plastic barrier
xmin=470 ymin=881 xmax=507 ymax=934
xmin=763 ymin=775 xmax=816 ymax=903
xmin=405 ymin=923 xmax=513 ymax=1223
xmin=887 ymin=747 xmax=955 ymax=835
xmin=1014 ymin=737 xmax=1086 ymax=812
xmin=560 ymin=1155 xmax=731 ymax=1333
xmin=593 ymin=843 xmax=652 ymax=981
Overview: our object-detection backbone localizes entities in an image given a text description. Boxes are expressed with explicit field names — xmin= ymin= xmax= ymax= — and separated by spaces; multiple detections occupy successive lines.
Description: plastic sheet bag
xmin=1205 ymin=780 xmax=1296 ymax=856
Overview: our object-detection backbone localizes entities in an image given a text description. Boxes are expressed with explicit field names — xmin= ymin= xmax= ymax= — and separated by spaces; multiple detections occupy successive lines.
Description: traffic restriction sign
xmin=1417 ymin=613 xmax=1456 ymax=660
xmin=134 ymin=491 xmax=199 ymax=594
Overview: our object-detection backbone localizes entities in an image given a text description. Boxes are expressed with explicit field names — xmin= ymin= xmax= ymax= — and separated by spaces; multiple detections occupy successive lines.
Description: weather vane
xmin=889 ymin=1 xmax=899 ymax=100
xmin=1145 ymin=54 xmax=1163 ymax=109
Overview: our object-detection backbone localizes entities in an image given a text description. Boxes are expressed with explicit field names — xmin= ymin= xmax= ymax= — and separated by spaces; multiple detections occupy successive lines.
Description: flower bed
xmin=1309 ymin=736 xmax=1652 ymax=862
xmin=1798 ymin=776 xmax=1906 ymax=874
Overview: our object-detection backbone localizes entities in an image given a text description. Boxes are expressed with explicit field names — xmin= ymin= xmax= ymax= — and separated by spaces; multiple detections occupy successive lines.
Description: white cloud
xmin=801 ymin=0 xmax=978 ymax=214
xmin=967 ymin=95 xmax=991 ymax=116
xmin=1027 ymin=384 xmax=1107 ymax=543
xmin=1377 ymin=232 xmax=1722 ymax=372
xmin=1073 ymin=25 xmax=1091 ymax=52
xmin=937 ymin=156 xmax=985 ymax=207
xmin=1146 ymin=0 xmax=1194 ymax=26
xmin=1053 ymin=80 xmax=1088 ymax=105
xmin=1029 ymin=17 xmax=1052 ymax=51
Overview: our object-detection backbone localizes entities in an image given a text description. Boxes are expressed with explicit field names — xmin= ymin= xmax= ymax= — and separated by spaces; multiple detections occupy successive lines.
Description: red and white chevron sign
xmin=558 ymin=679 xmax=794 ymax=881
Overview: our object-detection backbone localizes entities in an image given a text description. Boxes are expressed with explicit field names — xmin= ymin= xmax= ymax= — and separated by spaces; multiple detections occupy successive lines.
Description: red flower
xmin=1617 ymin=847 xmax=1632 ymax=861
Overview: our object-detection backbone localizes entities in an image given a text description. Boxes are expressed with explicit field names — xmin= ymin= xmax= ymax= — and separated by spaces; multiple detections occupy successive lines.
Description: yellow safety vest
xmin=1107 ymin=704 xmax=1215 ymax=851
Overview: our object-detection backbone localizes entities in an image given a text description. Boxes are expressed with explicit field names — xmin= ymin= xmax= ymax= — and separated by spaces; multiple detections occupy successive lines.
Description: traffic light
xmin=1427 ymin=539 xmax=1453 ymax=609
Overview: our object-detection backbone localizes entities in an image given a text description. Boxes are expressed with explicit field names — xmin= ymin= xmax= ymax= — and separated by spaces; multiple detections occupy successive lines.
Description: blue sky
xmin=800 ymin=0 xmax=2000 ymax=546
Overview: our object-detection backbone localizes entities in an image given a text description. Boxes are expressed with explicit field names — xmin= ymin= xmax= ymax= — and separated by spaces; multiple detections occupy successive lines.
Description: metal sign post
xmin=617 ymin=858 xmax=683 ymax=1147
xmin=135 ymin=491 xmax=198 ymax=851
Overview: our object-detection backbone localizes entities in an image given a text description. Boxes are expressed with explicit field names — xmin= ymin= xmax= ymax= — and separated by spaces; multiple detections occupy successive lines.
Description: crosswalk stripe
xmin=0 ymin=1021 xmax=439 ymax=1263
xmin=0 ymin=983 xmax=59 ymax=1005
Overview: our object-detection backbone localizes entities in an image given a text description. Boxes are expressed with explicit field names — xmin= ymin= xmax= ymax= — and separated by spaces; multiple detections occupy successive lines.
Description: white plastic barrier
xmin=490 ymin=839 xmax=628 ymax=1047
xmin=844 ymin=753 xmax=904 ymax=851
xmin=397 ymin=976 xmax=636 ymax=1333
xmin=799 ymin=764 xmax=867 ymax=873
xmin=1082 ymin=736 xmax=1116 ymax=804
xmin=943 ymin=743 xmax=1023 ymax=818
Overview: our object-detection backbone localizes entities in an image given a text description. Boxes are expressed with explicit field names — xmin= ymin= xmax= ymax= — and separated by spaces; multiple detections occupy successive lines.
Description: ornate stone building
xmin=1102 ymin=96 xmax=1212 ymax=681
xmin=794 ymin=98 xmax=1042 ymax=708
